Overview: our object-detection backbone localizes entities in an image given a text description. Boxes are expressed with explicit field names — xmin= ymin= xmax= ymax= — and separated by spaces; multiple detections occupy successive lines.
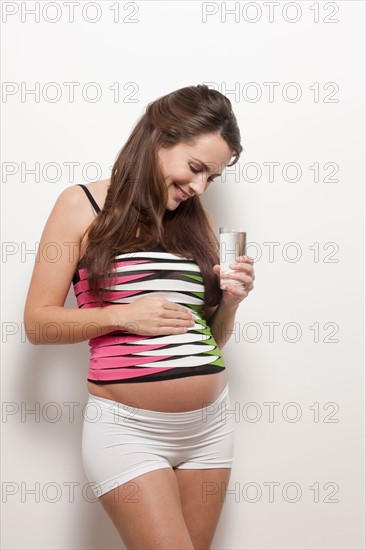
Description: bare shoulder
xmin=83 ymin=178 xmax=111 ymax=211
xmin=72 ymin=179 xmax=111 ymax=257
xmin=43 ymin=180 xmax=109 ymax=261
xmin=67 ymin=178 xmax=111 ymax=226
xmin=39 ymin=185 xmax=94 ymax=260
xmin=52 ymin=184 xmax=95 ymax=233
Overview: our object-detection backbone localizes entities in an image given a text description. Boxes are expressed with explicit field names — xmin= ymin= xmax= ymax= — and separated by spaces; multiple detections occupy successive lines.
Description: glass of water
xmin=219 ymin=227 xmax=247 ymax=289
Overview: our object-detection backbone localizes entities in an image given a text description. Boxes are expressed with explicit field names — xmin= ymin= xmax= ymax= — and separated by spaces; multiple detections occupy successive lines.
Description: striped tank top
xmin=72 ymin=184 xmax=225 ymax=384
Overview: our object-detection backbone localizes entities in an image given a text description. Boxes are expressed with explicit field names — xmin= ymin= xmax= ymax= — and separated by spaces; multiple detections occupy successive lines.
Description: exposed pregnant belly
xmin=87 ymin=370 xmax=228 ymax=412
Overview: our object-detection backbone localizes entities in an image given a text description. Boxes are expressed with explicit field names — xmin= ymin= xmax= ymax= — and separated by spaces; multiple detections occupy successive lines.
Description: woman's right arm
xmin=23 ymin=186 xmax=120 ymax=345
xmin=23 ymin=186 xmax=196 ymax=345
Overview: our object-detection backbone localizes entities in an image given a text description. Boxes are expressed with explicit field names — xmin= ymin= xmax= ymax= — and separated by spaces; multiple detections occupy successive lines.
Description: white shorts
xmin=81 ymin=383 xmax=235 ymax=498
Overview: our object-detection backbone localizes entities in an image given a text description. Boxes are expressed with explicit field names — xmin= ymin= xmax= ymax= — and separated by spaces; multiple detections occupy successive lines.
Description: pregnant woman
xmin=24 ymin=84 xmax=255 ymax=550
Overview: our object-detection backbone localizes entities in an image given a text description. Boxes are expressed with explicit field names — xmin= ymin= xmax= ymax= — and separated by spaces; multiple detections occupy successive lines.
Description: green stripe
xmin=181 ymin=273 xmax=204 ymax=283
xmin=192 ymin=292 xmax=205 ymax=299
xmin=206 ymin=356 xmax=225 ymax=367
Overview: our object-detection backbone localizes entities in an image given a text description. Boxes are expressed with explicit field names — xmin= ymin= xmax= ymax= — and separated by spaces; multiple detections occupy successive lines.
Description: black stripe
xmin=87 ymin=366 xmax=223 ymax=384
xmin=76 ymin=184 xmax=101 ymax=214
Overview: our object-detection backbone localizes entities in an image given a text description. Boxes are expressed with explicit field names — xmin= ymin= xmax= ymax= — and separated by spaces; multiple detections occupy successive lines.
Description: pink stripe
xmin=108 ymin=272 xmax=154 ymax=285
xmin=88 ymin=365 xmax=176 ymax=381
xmin=78 ymin=260 xmax=152 ymax=281
xmin=74 ymin=272 xmax=154 ymax=294
xmin=76 ymin=289 xmax=143 ymax=307
xmin=113 ymin=259 xmax=152 ymax=268
xmin=90 ymin=355 xmax=172 ymax=368
xmin=91 ymin=343 xmax=168 ymax=358
xmin=90 ymin=332 xmax=150 ymax=346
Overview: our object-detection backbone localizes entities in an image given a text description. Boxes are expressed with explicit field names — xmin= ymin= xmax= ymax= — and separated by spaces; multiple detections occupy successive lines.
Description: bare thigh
xmin=99 ymin=467 xmax=194 ymax=550
xmin=174 ymin=467 xmax=232 ymax=550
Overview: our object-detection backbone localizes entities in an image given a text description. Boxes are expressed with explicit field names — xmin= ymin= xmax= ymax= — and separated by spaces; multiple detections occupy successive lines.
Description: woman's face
xmin=157 ymin=132 xmax=233 ymax=211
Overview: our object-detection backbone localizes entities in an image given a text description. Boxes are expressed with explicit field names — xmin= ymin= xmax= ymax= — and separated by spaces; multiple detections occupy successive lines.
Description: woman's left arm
xmin=207 ymin=256 xmax=255 ymax=348
xmin=202 ymin=208 xmax=255 ymax=348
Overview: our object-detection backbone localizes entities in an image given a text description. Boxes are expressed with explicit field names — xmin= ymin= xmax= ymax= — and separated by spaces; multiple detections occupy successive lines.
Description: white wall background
xmin=1 ymin=1 xmax=365 ymax=549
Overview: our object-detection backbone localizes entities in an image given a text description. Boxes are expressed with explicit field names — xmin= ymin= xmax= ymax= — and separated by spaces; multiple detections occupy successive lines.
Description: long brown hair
xmin=80 ymin=84 xmax=243 ymax=307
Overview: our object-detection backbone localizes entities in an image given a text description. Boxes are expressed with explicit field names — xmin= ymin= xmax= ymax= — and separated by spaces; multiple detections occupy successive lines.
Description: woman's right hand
xmin=105 ymin=296 xmax=196 ymax=336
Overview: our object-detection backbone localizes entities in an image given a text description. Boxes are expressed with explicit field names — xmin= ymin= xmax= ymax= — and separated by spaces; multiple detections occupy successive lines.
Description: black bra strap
xmin=76 ymin=184 xmax=101 ymax=214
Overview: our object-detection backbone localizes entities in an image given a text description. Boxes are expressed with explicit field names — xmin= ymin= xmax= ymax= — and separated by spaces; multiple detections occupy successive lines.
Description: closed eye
xmin=189 ymin=165 xmax=215 ymax=183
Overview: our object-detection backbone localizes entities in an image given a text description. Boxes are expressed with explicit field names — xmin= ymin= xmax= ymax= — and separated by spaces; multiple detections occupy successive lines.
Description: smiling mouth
xmin=173 ymin=182 xmax=191 ymax=200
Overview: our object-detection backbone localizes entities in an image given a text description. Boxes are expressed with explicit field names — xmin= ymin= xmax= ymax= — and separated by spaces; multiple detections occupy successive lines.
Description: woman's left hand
xmin=212 ymin=256 xmax=255 ymax=308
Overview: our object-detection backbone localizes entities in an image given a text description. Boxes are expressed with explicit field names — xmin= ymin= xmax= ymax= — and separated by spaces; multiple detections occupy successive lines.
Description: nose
xmin=188 ymin=175 xmax=208 ymax=197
